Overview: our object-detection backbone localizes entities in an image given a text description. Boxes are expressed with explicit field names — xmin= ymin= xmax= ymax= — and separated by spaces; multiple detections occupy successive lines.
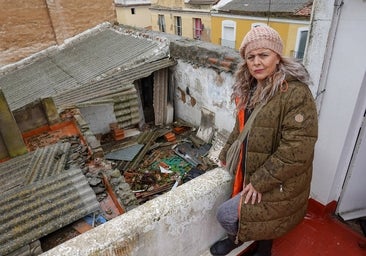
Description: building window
xmin=294 ymin=27 xmax=309 ymax=60
xmin=131 ymin=8 xmax=135 ymax=15
xmin=174 ymin=16 xmax=182 ymax=36
xmin=158 ymin=15 xmax=166 ymax=32
xmin=221 ymin=20 xmax=236 ymax=49
xmin=193 ymin=18 xmax=203 ymax=40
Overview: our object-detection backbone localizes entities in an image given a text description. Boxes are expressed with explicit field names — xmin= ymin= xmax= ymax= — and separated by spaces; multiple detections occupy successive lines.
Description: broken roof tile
xmin=0 ymin=168 xmax=99 ymax=255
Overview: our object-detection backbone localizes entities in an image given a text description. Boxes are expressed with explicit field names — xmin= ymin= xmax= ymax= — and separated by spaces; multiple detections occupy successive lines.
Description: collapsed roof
xmin=0 ymin=22 xmax=179 ymax=255
xmin=0 ymin=23 xmax=173 ymax=112
xmin=0 ymin=141 xmax=99 ymax=255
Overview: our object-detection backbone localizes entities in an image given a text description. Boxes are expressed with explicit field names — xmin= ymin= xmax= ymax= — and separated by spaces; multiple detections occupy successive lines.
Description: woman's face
xmin=245 ymin=48 xmax=280 ymax=83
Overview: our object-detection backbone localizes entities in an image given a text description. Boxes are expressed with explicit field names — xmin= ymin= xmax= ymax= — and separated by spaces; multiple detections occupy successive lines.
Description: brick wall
xmin=0 ymin=0 xmax=116 ymax=67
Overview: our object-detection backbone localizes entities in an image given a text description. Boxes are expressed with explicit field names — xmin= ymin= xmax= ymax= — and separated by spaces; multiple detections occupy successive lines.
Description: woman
xmin=210 ymin=26 xmax=318 ymax=256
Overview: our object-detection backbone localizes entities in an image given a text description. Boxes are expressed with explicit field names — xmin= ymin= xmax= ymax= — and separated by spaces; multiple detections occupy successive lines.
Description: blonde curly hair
xmin=232 ymin=56 xmax=312 ymax=110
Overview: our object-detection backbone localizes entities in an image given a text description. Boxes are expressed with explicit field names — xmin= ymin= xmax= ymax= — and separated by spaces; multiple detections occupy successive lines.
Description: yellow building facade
xmin=211 ymin=14 xmax=311 ymax=58
xmin=115 ymin=0 xmax=152 ymax=29
xmin=150 ymin=0 xmax=215 ymax=42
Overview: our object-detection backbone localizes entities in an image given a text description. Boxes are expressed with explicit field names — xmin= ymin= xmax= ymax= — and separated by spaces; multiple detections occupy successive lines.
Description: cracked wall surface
xmin=172 ymin=60 xmax=236 ymax=134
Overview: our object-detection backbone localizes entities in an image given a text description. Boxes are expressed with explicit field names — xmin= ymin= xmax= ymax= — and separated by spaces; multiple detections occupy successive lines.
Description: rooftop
xmin=215 ymin=0 xmax=313 ymax=18
xmin=2 ymin=110 xmax=365 ymax=255
xmin=0 ymin=23 xmax=170 ymax=112
xmin=0 ymin=22 xmax=365 ymax=256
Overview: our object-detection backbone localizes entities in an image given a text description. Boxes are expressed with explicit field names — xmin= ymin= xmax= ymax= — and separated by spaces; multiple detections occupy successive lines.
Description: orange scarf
xmin=231 ymin=107 xmax=245 ymax=197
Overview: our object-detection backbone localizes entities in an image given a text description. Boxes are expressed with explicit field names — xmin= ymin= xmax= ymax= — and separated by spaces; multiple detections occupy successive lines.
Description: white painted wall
xmin=303 ymin=0 xmax=335 ymax=97
xmin=115 ymin=5 xmax=152 ymax=29
xmin=306 ymin=0 xmax=366 ymax=205
xmin=172 ymin=60 xmax=236 ymax=134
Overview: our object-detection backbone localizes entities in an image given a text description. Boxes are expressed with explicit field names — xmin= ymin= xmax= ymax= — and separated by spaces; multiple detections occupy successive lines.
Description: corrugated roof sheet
xmin=105 ymin=143 xmax=144 ymax=161
xmin=53 ymin=58 xmax=176 ymax=109
xmin=0 ymin=27 xmax=170 ymax=111
xmin=218 ymin=0 xmax=312 ymax=14
xmin=0 ymin=168 xmax=99 ymax=255
xmin=24 ymin=142 xmax=70 ymax=184
xmin=0 ymin=143 xmax=99 ymax=255
xmin=0 ymin=151 xmax=34 ymax=193
xmin=76 ymin=85 xmax=142 ymax=129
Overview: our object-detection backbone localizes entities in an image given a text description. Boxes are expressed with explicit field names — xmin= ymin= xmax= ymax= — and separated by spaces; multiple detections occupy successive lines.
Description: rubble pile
xmin=61 ymin=135 xmax=90 ymax=173
xmin=104 ymin=168 xmax=139 ymax=211
xmin=16 ymin=110 xmax=221 ymax=254
xmin=102 ymin=122 xmax=218 ymax=205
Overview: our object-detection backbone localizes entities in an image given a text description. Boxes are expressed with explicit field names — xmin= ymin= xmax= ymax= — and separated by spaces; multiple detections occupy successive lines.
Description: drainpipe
xmin=304 ymin=0 xmax=344 ymax=117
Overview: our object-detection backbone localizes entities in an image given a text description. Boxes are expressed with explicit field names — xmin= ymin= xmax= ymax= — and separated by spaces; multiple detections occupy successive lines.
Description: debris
xmin=94 ymin=157 xmax=103 ymax=166
xmin=135 ymin=183 xmax=175 ymax=202
xmin=110 ymin=123 xmax=125 ymax=141
xmin=102 ymin=173 xmax=125 ymax=214
xmin=83 ymin=213 xmax=107 ymax=227
xmin=164 ymin=131 xmax=176 ymax=142
xmin=196 ymin=107 xmax=215 ymax=143
xmin=88 ymin=176 xmax=102 ymax=186
xmin=183 ymin=166 xmax=205 ymax=183
xmin=105 ymin=144 xmax=144 ymax=161
xmin=171 ymin=175 xmax=182 ymax=190
xmin=159 ymin=163 xmax=173 ymax=174
xmin=173 ymin=126 xmax=186 ymax=134
xmin=72 ymin=219 xmax=93 ymax=234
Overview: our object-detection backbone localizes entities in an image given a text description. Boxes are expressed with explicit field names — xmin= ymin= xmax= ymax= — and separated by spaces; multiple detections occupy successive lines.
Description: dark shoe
xmin=239 ymin=241 xmax=259 ymax=255
xmin=252 ymin=240 xmax=273 ymax=256
xmin=210 ymin=235 xmax=242 ymax=256
xmin=239 ymin=240 xmax=272 ymax=256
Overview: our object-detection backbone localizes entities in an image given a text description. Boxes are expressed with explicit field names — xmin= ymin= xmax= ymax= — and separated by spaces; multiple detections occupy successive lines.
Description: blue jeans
xmin=216 ymin=193 xmax=241 ymax=236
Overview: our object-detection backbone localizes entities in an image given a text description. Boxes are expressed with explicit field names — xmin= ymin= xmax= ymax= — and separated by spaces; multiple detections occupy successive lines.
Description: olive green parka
xmin=219 ymin=76 xmax=318 ymax=242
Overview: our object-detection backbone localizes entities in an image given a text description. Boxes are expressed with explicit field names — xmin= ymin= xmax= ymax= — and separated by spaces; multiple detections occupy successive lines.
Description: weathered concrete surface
xmin=41 ymin=168 xmax=233 ymax=256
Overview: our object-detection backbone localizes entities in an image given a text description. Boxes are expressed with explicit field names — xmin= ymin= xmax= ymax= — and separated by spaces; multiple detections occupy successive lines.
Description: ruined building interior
xmin=0 ymin=23 xmax=234 ymax=255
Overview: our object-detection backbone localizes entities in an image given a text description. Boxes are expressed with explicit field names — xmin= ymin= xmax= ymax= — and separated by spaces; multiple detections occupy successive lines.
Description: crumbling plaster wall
xmin=172 ymin=60 xmax=236 ymax=133
xmin=115 ymin=24 xmax=241 ymax=134
xmin=41 ymin=168 xmax=233 ymax=256
xmin=168 ymin=37 xmax=241 ymax=134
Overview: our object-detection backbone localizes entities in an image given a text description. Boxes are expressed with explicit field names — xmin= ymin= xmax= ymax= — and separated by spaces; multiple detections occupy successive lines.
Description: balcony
xmin=42 ymin=168 xmax=366 ymax=256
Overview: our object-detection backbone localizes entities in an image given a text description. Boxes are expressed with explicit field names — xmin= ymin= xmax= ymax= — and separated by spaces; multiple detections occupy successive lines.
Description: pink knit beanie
xmin=239 ymin=26 xmax=283 ymax=58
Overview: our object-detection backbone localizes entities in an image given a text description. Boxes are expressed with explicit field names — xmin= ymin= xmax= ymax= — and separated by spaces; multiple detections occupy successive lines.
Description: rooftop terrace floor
xmin=233 ymin=199 xmax=366 ymax=256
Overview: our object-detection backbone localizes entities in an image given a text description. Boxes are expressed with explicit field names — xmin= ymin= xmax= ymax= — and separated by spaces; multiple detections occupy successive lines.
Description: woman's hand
xmin=241 ymin=183 xmax=262 ymax=204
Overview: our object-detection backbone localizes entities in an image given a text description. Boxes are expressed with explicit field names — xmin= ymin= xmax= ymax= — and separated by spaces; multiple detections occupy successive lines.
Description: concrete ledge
xmin=42 ymin=168 xmax=233 ymax=256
